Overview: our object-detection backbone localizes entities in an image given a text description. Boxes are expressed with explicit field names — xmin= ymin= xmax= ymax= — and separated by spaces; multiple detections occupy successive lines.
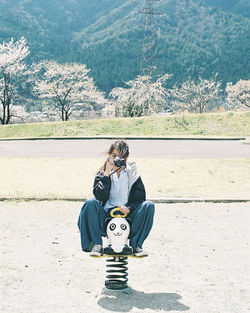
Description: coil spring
xmin=105 ymin=256 xmax=128 ymax=290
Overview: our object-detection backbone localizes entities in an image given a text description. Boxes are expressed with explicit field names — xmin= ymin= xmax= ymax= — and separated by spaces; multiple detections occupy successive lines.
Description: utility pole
xmin=140 ymin=0 xmax=160 ymax=76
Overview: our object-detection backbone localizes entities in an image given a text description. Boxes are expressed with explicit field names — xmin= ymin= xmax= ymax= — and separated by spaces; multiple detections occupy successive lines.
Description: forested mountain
xmin=0 ymin=0 xmax=249 ymax=93
xmin=0 ymin=0 xmax=122 ymax=61
xmin=202 ymin=0 xmax=250 ymax=17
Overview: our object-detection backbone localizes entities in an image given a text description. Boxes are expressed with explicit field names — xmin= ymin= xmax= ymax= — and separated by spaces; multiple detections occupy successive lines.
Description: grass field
xmin=2 ymin=157 xmax=249 ymax=199
xmin=0 ymin=111 xmax=250 ymax=139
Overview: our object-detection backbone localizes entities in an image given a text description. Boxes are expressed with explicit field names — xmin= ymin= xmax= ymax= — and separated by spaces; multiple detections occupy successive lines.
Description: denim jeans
xmin=77 ymin=198 xmax=155 ymax=252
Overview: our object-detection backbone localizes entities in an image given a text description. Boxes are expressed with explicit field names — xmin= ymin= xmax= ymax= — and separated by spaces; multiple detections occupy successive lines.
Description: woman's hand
xmin=119 ymin=206 xmax=130 ymax=215
xmin=104 ymin=159 xmax=114 ymax=176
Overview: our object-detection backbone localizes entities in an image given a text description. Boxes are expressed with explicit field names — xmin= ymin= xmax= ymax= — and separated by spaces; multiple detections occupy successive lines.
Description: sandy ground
xmin=0 ymin=201 xmax=250 ymax=313
xmin=1 ymin=157 xmax=250 ymax=199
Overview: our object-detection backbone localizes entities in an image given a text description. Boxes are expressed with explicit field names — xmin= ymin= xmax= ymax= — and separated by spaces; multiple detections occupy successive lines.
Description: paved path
xmin=0 ymin=139 xmax=249 ymax=158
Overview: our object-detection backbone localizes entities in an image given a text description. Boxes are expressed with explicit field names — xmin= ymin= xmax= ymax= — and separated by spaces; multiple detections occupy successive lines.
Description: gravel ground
xmin=0 ymin=201 xmax=250 ymax=313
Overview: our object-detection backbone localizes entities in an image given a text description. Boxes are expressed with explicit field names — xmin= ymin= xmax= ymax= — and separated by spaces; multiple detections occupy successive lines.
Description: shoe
xmin=103 ymin=244 xmax=133 ymax=256
xmin=90 ymin=244 xmax=103 ymax=257
xmin=122 ymin=244 xmax=133 ymax=255
xmin=133 ymin=246 xmax=148 ymax=257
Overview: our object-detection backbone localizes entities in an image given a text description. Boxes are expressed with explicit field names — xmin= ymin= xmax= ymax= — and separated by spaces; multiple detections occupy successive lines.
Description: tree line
xmin=0 ymin=38 xmax=249 ymax=124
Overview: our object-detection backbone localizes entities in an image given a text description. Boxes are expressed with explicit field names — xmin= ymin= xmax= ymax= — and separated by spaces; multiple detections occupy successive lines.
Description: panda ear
xmin=126 ymin=218 xmax=132 ymax=225
xmin=105 ymin=217 xmax=112 ymax=227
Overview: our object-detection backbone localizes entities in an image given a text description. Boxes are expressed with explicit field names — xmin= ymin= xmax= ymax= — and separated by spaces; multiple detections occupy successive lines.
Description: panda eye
xmin=120 ymin=224 xmax=127 ymax=231
xmin=109 ymin=223 xmax=116 ymax=231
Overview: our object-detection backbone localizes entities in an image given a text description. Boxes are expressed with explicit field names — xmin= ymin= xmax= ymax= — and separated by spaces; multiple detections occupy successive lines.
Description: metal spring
xmin=105 ymin=256 xmax=129 ymax=290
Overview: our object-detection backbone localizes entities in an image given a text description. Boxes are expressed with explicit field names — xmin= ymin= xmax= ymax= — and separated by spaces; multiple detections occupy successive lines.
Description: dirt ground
xmin=0 ymin=201 xmax=249 ymax=313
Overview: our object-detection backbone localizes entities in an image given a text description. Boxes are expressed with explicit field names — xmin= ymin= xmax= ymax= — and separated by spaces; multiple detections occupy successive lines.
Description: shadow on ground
xmin=98 ymin=290 xmax=190 ymax=312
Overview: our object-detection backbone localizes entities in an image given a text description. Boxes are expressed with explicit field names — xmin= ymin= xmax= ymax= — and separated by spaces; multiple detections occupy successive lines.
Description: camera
xmin=113 ymin=157 xmax=126 ymax=167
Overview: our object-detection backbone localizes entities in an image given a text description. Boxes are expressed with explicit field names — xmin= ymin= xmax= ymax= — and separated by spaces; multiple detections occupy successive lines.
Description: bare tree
xmin=0 ymin=37 xmax=29 ymax=124
xmin=34 ymin=61 xmax=105 ymax=121
xmin=171 ymin=76 xmax=221 ymax=113
xmin=109 ymin=74 xmax=172 ymax=117
xmin=226 ymin=80 xmax=250 ymax=109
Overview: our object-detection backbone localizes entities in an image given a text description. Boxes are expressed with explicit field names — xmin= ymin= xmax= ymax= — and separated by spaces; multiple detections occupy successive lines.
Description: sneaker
xmin=90 ymin=244 xmax=103 ymax=257
xmin=133 ymin=246 xmax=148 ymax=257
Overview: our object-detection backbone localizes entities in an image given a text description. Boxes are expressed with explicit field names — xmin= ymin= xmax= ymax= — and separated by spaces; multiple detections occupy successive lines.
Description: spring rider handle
xmin=110 ymin=207 xmax=128 ymax=218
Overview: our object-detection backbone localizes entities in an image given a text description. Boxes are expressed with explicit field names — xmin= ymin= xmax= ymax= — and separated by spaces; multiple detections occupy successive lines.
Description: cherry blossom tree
xmin=171 ymin=76 xmax=222 ymax=113
xmin=226 ymin=80 xmax=250 ymax=110
xmin=109 ymin=74 xmax=172 ymax=117
xmin=34 ymin=61 xmax=105 ymax=121
xmin=0 ymin=37 xmax=30 ymax=124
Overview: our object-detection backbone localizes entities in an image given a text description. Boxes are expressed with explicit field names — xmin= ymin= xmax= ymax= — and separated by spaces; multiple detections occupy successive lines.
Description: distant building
xmin=83 ymin=110 xmax=97 ymax=118
xmin=11 ymin=105 xmax=29 ymax=123
xmin=102 ymin=103 xmax=116 ymax=117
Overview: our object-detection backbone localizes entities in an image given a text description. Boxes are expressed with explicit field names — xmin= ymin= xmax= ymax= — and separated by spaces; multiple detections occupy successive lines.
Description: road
xmin=0 ymin=139 xmax=249 ymax=158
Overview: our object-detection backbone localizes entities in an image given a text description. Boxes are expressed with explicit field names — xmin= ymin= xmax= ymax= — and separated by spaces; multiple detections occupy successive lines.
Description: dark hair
xmin=107 ymin=140 xmax=129 ymax=159
xmin=99 ymin=140 xmax=129 ymax=174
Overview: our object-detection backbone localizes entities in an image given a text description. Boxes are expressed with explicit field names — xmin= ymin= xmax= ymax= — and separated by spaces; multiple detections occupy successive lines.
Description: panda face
xmin=106 ymin=217 xmax=130 ymax=253
xmin=109 ymin=222 xmax=127 ymax=235
xmin=107 ymin=218 xmax=130 ymax=238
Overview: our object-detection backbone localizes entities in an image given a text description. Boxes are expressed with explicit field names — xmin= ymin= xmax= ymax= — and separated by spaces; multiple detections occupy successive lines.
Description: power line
xmin=140 ymin=0 xmax=161 ymax=76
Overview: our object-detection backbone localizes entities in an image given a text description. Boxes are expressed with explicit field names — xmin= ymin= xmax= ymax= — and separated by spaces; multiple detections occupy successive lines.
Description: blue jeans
xmin=77 ymin=198 xmax=155 ymax=252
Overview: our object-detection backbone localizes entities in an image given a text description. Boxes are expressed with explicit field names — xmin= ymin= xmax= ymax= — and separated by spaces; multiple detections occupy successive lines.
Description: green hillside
xmin=0 ymin=112 xmax=249 ymax=139
xmin=0 ymin=0 xmax=249 ymax=93
xmin=202 ymin=0 xmax=250 ymax=17
xmin=72 ymin=0 xmax=250 ymax=91
xmin=0 ymin=0 xmax=123 ymax=61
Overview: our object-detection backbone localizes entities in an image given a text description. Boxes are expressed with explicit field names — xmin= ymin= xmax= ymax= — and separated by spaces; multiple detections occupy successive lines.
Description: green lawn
xmin=2 ymin=157 xmax=249 ymax=199
xmin=0 ymin=111 xmax=250 ymax=139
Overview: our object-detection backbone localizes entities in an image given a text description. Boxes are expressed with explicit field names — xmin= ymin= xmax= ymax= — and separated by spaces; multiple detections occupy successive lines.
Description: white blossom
xmin=109 ymin=73 xmax=172 ymax=117
xmin=171 ymin=76 xmax=221 ymax=113
xmin=34 ymin=61 xmax=105 ymax=121
xmin=226 ymin=79 xmax=250 ymax=109
xmin=0 ymin=37 xmax=29 ymax=75
xmin=0 ymin=37 xmax=30 ymax=124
